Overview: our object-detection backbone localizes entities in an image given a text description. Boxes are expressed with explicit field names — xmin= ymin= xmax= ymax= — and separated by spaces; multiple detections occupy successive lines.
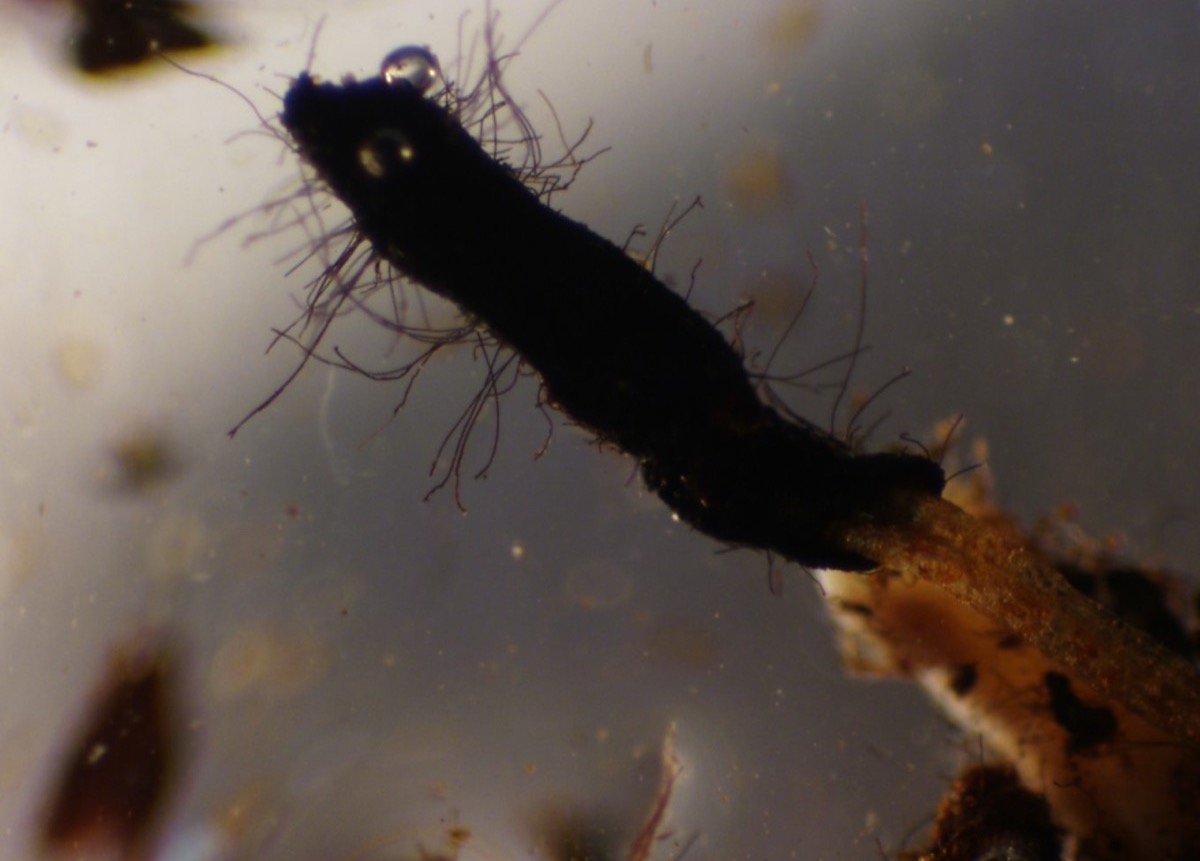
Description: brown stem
xmin=838 ymin=494 xmax=1200 ymax=746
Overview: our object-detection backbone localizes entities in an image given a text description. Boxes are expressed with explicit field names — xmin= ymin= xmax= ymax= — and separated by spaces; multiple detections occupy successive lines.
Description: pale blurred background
xmin=1 ymin=1 xmax=1197 ymax=859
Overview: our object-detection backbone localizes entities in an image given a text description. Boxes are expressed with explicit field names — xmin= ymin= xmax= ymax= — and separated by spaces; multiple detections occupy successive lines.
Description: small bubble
xmin=380 ymin=45 xmax=442 ymax=94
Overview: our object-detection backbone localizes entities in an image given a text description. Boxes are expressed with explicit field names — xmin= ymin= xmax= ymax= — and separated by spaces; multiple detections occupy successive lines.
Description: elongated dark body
xmin=281 ymin=72 xmax=944 ymax=570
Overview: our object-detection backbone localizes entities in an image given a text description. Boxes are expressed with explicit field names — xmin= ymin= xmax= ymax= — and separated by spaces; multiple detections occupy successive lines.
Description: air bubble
xmin=380 ymin=45 xmax=442 ymax=94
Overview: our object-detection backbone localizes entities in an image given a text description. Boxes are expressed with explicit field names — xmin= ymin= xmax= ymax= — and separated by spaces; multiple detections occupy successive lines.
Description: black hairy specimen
xmin=280 ymin=71 xmax=944 ymax=571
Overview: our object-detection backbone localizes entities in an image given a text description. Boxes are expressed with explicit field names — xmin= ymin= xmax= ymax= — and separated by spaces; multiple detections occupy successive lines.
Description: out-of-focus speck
xmin=107 ymin=425 xmax=179 ymax=492
xmin=722 ymin=145 xmax=792 ymax=216
xmin=39 ymin=636 xmax=183 ymax=860
xmin=0 ymin=514 xmax=46 ymax=600
xmin=736 ymin=267 xmax=812 ymax=332
xmin=763 ymin=1 xmax=825 ymax=53
xmin=510 ymin=540 xmax=526 ymax=561
xmin=642 ymin=618 xmax=721 ymax=671
xmin=208 ymin=624 xmax=329 ymax=704
xmin=145 ymin=512 xmax=209 ymax=581
xmin=877 ymin=67 xmax=946 ymax=128
xmin=1078 ymin=317 xmax=1148 ymax=384
xmin=55 ymin=336 xmax=106 ymax=390
xmin=981 ymin=140 xmax=995 ymax=156
xmin=12 ymin=105 xmax=69 ymax=151
xmin=1003 ymin=314 xmax=1015 ymax=326
xmin=564 ymin=560 xmax=632 ymax=611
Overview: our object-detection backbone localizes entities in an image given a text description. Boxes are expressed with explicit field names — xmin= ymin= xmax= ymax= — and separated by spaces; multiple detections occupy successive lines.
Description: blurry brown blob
xmin=762 ymin=2 xmax=825 ymax=53
xmin=109 ymin=426 xmax=179 ymax=493
xmin=66 ymin=0 xmax=218 ymax=75
xmin=904 ymin=764 xmax=1061 ymax=861
xmin=40 ymin=638 xmax=182 ymax=859
xmin=207 ymin=624 xmax=329 ymax=705
xmin=722 ymin=146 xmax=792 ymax=216
xmin=642 ymin=618 xmax=721 ymax=671
xmin=532 ymin=805 xmax=619 ymax=861
xmin=56 ymin=337 xmax=106 ymax=390
xmin=1078 ymin=317 xmax=1147 ymax=385
xmin=877 ymin=68 xmax=946 ymax=128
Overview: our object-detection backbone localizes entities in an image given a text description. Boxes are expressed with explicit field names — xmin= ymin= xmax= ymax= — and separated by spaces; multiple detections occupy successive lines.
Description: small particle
xmin=642 ymin=42 xmax=653 ymax=75
xmin=56 ymin=338 xmax=106 ymax=389
xmin=723 ymin=146 xmax=792 ymax=215
xmin=285 ymin=503 xmax=303 ymax=519
xmin=510 ymin=540 xmax=526 ymax=561
xmin=525 ymin=762 xmax=538 ymax=775
xmin=1002 ymin=314 xmax=1015 ymax=326
xmin=981 ymin=141 xmax=994 ymax=156
xmin=763 ymin=1 xmax=825 ymax=52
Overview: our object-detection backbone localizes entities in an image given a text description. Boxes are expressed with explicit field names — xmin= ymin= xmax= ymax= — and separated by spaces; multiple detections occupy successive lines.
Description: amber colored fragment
xmin=40 ymin=640 xmax=180 ymax=858
xmin=837 ymin=494 xmax=1200 ymax=747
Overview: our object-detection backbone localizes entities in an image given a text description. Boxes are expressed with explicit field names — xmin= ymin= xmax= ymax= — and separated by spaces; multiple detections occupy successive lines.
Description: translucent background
xmin=1 ymin=1 xmax=1197 ymax=859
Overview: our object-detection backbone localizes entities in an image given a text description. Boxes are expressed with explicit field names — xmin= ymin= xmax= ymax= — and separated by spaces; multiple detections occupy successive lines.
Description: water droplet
xmin=380 ymin=45 xmax=442 ymax=94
